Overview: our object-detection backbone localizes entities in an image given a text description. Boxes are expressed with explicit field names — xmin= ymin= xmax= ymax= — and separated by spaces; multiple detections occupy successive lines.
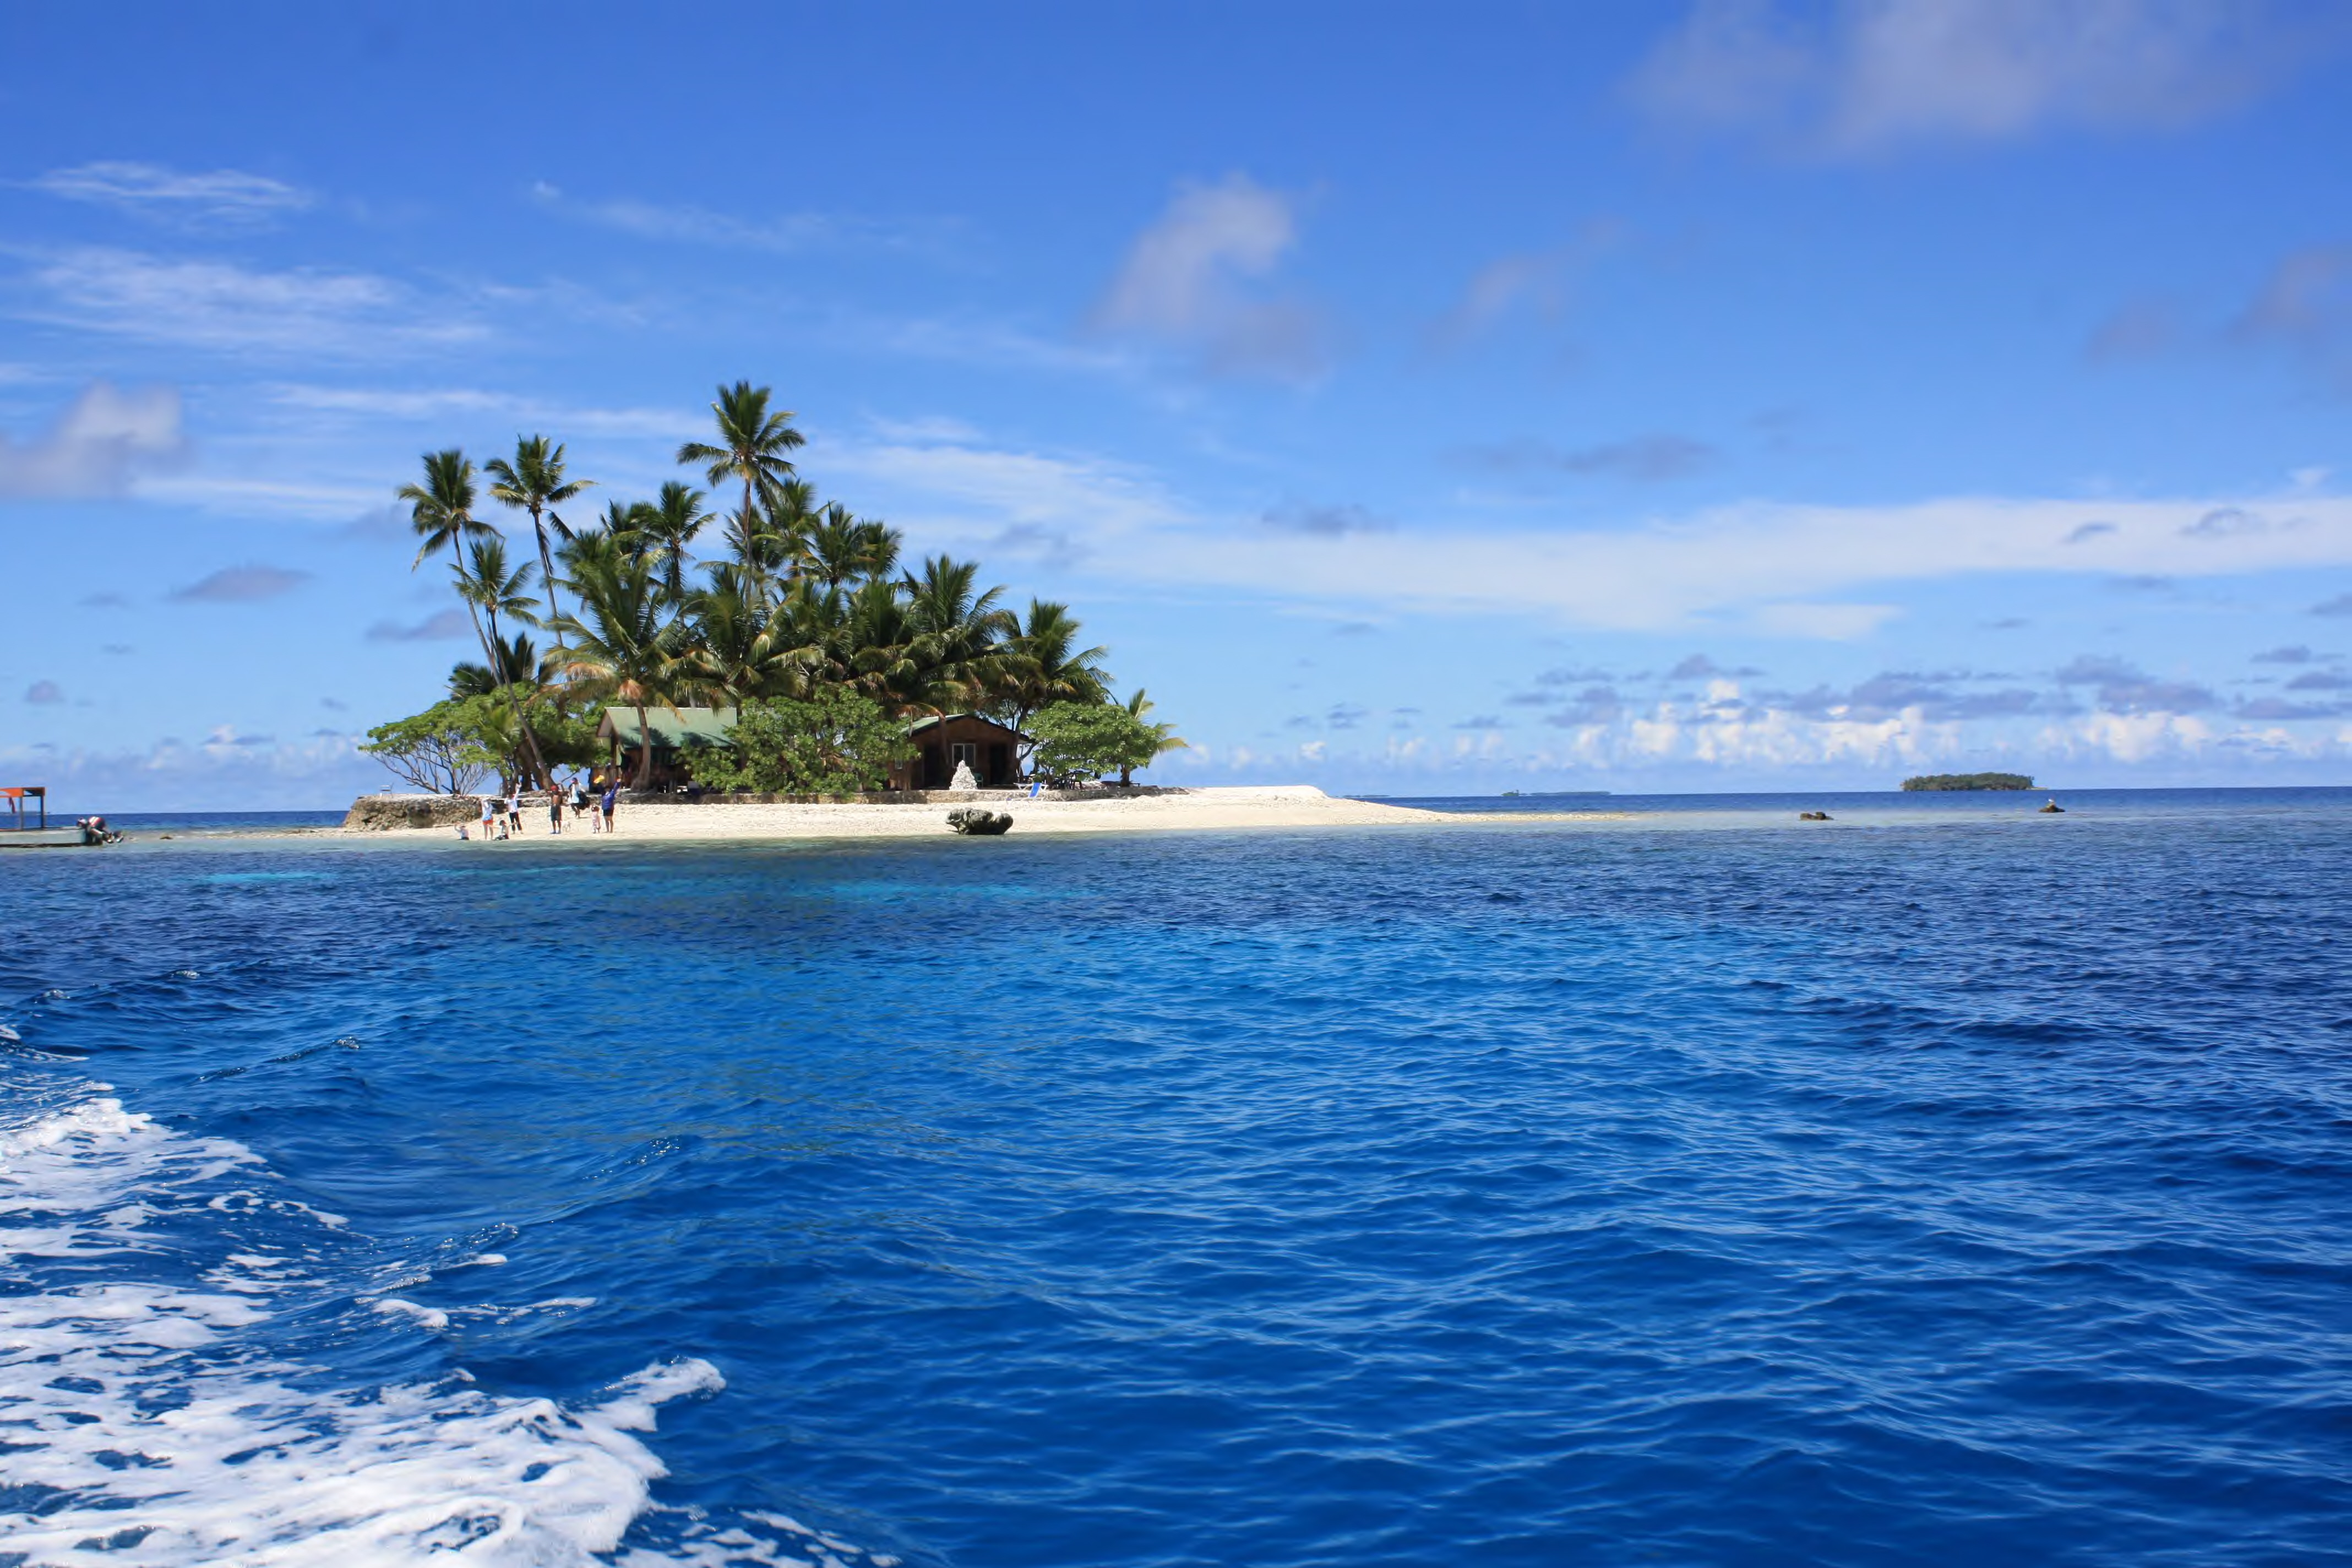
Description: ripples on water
xmin=2 ymin=797 xmax=2349 ymax=1565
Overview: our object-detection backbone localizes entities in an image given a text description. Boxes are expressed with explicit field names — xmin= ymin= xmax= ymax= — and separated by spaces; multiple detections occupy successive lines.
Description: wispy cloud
xmin=1428 ymin=223 xmax=1622 ymax=352
xmin=1262 ymin=502 xmax=1392 ymax=537
xmin=28 ymin=161 xmax=312 ymax=228
xmin=169 ymin=565 xmax=311 ymax=603
xmin=15 ymin=247 xmax=484 ymax=356
xmin=1092 ymin=175 xmax=1326 ymax=379
xmin=266 ymin=383 xmax=699 ymax=440
xmin=25 ymin=680 xmax=63 ymax=705
xmin=364 ymin=608 xmax=472 ymax=643
xmin=1631 ymin=0 xmax=2310 ymax=156
xmin=1466 ymin=433 xmax=1720 ymax=483
xmin=530 ymin=182 xmax=949 ymax=257
xmin=2085 ymin=297 xmax=2182 ymax=363
xmin=2054 ymin=653 xmax=2217 ymax=713
xmin=0 ymin=381 xmax=187 ymax=499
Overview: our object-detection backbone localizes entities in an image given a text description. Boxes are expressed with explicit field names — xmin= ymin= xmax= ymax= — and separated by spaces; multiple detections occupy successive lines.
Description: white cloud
xmin=0 ymin=732 xmax=378 ymax=812
xmin=1633 ymin=0 xmax=2295 ymax=155
xmin=854 ymin=429 xmax=2352 ymax=631
xmin=0 ymin=381 xmax=187 ymax=499
xmin=1092 ymin=175 xmax=1325 ymax=378
xmin=17 ymin=248 xmax=483 ymax=356
xmin=28 ymin=161 xmax=312 ymax=227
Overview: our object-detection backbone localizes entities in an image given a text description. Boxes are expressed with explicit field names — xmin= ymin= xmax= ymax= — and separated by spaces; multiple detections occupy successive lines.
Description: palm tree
xmin=453 ymin=534 xmax=553 ymax=788
xmin=449 ymin=630 xmax=546 ymax=699
xmin=802 ymin=502 xmax=900 ymax=592
xmin=1118 ymin=688 xmax=1189 ymax=785
xmin=680 ymin=575 xmax=809 ymax=707
xmin=638 ymin=481 xmax=710 ymax=604
xmin=484 ymin=436 xmax=589 ymax=636
xmin=678 ymin=381 xmax=805 ymax=592
xmin=900 ymin=554 xmax=1015 ymax=715
xmin=400 ymin=449 xmax=548 ymax=788
xmin=484 ymin=435 xmax=591 ymax=640
xmin=998 ymin=599 xmax=1112 ymax=741
xmin=400 ymin=449 xmax=493 ymax=571
xmin=551 ymin=553 xmax=691 ymax=791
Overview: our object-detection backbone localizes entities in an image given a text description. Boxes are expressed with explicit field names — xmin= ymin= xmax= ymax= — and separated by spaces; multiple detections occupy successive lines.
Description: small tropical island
xmin=361 ymin=379 xmax=1187 ymax=804
xmin=1901 ymin=772 xmax=2035 ymax=792
xmin=347 ymin=378 xmax=1466 ymax=840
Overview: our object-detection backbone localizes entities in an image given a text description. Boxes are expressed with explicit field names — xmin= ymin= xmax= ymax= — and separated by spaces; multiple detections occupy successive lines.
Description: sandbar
xmin=326 ymin=786 xmax=1618 ymax=845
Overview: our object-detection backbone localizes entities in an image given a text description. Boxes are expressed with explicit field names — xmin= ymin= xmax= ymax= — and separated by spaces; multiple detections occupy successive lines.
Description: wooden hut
xmin=890 ymin=714 xmax=1030 ymax=790
xmin=594 ymin=706 xmax=737 ymax=789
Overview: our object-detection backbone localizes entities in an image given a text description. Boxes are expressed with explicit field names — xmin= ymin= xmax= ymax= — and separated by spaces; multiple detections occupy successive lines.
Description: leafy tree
xmin=1118 ymin=688 xmax=1189 ymax=785
xmin=484 ymin=435 xmax=591 ymax=636
xmin=528 ymin=698 xmax=606 ymax=775
xmin=685 ymin=689 xmax=913 ymax=795
xmin=362 ymin=698 xmax=499 ymax=794
xmin=1029 ymin=699 xmax=1181 ymax=784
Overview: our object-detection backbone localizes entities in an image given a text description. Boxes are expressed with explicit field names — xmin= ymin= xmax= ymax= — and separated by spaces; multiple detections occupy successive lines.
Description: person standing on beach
xmin=507 ymin=790 xmax=523 ymax=835
xmin=478 ymin=795 xmax=496 ymax=841
xmin=600 ymin=780 xmax=618 ymax=834
xmin=547 ymin=787 xmax=563 ymax=835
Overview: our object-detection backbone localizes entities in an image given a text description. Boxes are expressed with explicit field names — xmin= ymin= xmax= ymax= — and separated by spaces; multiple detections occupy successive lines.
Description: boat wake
xmin=0 ymin=1064 xmax=891 ymax=1567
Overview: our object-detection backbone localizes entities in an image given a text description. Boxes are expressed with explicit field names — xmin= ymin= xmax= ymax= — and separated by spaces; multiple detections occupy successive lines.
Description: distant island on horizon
xmin=1901 ymin=772 xmax=2035 ymax=792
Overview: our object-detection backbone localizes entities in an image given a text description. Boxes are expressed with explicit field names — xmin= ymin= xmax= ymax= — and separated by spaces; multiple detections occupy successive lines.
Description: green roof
xmin=598 ymin=706 xmax=738 ymax=748
xmin=907 ymin=713 xmax=1031 ymax=741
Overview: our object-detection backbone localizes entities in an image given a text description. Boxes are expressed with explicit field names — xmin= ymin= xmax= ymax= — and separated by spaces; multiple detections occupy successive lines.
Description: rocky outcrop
xmin=945 ymin=808 xmax=1014 ymax=836
xmin=342 ymin=794 xmax=487 ymax=831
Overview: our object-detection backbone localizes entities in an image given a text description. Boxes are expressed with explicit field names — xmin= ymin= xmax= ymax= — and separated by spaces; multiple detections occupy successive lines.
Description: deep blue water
xmin=3 ymin=794 xmax=2349 ymax=1565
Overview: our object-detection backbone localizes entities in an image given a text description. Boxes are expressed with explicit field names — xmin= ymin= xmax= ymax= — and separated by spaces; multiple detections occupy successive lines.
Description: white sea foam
xmin=371 ymin=1297 xmax=451 ymax=1330
xmin=1 ymin=1080 xmax=889 ymax=1567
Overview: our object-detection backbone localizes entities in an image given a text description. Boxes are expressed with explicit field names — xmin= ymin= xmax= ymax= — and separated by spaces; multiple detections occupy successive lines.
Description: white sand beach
xmin=333 ymin=787 xmax=1613 ymax=844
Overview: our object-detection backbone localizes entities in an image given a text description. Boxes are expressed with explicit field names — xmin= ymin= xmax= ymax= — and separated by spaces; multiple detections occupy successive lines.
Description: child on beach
xmin=507 ymin=791 xmax=524 ymax=835
xmin=600 ymin=781 xmax=618 ymax=834
xmin=478 ymin=796 xmax=496 ymax=840
xmin=548 ymin=790 xmax=563 ymax=835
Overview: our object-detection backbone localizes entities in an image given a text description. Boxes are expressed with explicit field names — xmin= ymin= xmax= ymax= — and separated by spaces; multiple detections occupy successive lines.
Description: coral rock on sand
xmin=946 ymin=809 xmax=1014 ymax=836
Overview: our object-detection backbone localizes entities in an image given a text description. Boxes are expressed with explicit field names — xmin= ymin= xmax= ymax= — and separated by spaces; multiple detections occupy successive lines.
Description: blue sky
xmin=5 ymin=1 xmax=2352 ymax=808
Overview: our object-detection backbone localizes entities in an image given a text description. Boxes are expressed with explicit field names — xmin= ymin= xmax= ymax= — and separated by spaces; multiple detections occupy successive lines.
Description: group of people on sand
xmin=455 ymin=776 xmax=621 ymax=841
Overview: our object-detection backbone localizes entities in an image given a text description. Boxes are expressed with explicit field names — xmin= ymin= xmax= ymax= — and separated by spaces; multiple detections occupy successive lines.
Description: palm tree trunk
xmin=482 ymin=601 xmax=552 ymax=793
xmin=533 ymin=503 xmax=568 ymax=646
xmin=633 ymin=700 xmax=655 ymax=790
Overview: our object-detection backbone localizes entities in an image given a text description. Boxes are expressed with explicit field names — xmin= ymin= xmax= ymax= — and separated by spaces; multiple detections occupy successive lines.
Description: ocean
xmin=3 ymin=790 xmax=2347 ymax=1566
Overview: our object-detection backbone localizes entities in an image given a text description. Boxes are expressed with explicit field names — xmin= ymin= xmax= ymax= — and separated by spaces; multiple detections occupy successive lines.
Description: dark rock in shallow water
xmin=1799 ymin=810 xmax=1833 ymax=821
xmin=946 ymin=809 xmax=1014 ymax=836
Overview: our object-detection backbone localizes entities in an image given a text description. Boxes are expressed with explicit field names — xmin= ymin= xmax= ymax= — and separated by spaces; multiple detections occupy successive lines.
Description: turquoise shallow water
xmin=2 ymin=792 xmax=2349 ymax=1565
